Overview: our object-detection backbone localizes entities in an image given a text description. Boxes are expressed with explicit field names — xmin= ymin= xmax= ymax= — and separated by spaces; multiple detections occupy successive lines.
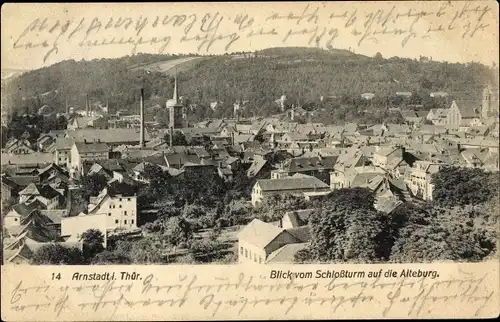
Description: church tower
xmin=482 ymin=84 xmax=492 ymax=119
xmin=167 ymin=72 xmax=184 ymax=130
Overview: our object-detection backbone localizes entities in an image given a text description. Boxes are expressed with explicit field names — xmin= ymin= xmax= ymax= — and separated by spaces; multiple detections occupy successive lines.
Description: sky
xmin=1 ymin=1 xmax=499 ymax=71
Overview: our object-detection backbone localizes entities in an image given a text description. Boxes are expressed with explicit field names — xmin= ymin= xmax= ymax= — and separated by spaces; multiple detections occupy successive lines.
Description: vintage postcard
xmin=1 ymin=1 xmax=499 ymax=320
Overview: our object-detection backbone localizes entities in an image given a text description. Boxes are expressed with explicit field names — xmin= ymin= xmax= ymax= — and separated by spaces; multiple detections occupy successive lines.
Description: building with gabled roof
xmin=271 ymin=155 xmax=338 ymax=184
xmin=251 ymin=174 xmax=330 ymax=206
xmin=237 ymin=218 xmax=301 ymax=264
xmin=403 ymin=161 xmax=441 ymax=200
xmin=18 ymin=183 xmax=61 ymax=209
xmin=70 ymin=142 xmax=110 ymax=175
xmin=66 ymin=128 xmax=150 ymax=146
xmin=1 ymin=174 xmax=20 ymax=203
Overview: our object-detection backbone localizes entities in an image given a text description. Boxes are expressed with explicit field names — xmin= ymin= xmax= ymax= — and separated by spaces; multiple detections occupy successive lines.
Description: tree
xmin=164 ymin=216 xmax=193 ymax=252
xmin=431 ymin=166 xmax=497 ymax=207
xmin=81 ymin=229 xmax=105 ymax=261
xmin=164 ymin=131 xmax=188 ymax=146
xmin=1 ymin=197 xmax=16 ymax=213
xmin=80 ymin=173 xmax=108 ymax=200
xmin=307 ymin=188 xmax=386 ymax=263
xmin=31 ymin=244 xmax=85 ymax=265
xmin=390 ymin=204 xmax=497 ymax=263
xmin=294 ymin=247 xmax=314 ymax=263
xmin=91 ymin=250 xmax=132 ymax=264
xmin=254 ymin=193 xmax=308 ymax=222
xmin=113 ymin=238 xmax=164 ymax=264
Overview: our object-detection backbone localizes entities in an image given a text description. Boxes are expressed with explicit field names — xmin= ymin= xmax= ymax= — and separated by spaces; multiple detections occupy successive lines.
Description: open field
xmin=128 ymin=56 xmax=209 ymax=75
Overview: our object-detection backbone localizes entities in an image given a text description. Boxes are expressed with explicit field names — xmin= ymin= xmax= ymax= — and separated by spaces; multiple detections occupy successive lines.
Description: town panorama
xmin=1 ymin=48 xmax=499 ymax=265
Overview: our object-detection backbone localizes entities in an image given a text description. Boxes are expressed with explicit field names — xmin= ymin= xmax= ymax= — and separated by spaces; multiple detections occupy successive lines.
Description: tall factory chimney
xmin=140 ymin=88 xmax=145 ymax=147
xmin=85 ymin=94 xmax=89 ymax=116
xmin=169 ymin=127 xmax=173 ymax=147
xmin=65 ymin=99 xmax=69 ymax=114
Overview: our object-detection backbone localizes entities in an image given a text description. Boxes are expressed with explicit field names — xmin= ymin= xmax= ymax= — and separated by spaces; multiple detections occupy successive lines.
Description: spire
xmin=173 ymin=69 xmax=179 ymax=102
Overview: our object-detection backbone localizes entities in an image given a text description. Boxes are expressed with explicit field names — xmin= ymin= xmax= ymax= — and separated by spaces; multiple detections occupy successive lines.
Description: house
xmin=61 ymin=213 xmax=108 ymax=246
xmin=361 ymin=93 xmax=375 ymax=100
xmin=62 ymin=182 xmax=139 ymax=246
xmin=372 ymin=145 xmax=410 ymax=178
xmin=217 ymin=164 xmax=234 ymax=182
xmin=67 ymin=115 xmax=107 ymax=130
xmin=164 ymin=152 xmax=201 ymax=169
xmin=430 ymin=92 xmax=448 ymax=98
xmin=270 ymin=155 xmax=338 ymax=184
xmin=86 ymin=181 xmax=138 ymax=231
xmin=401 ymin=110 xmax=424 ymax=124
xmin=70 ymin=142 xmax=110 ymax=174
xmin=1 ymin=152 xmax=54 ymax=166
xmin=331 ymin=164 xmax=385 ymax=190
xmin=237 ymin=219 xmax=302 ymax=264
xmin=404 ymin=161 xmax=441 ymax=200
xmin=396 ymin=92 xmax=412 ymax=97
xmin=447 ymin=100 xmax=481 ymax=126
xmin=3 ymin=201 xmax=41 ymax=228
xmin=18 ymin=183 xmax=61 ymax=209
xmin=427 ymin=108 xmax=449 ymax=125
xmin=1 ymin=174 xmax=20 ymax=203
xmin=329 ymin=148 xmax=371 ymax=189
xmin=5 ymin=139 xmax=35 ymax=154
xmin=281 ymin=209 xmax=314 ymax=229
xmin=3 ymin=238 xmax=82 ymax=265
xmin=53 ymin=137 xmax=74 ymax=168
xmin=251 ymin=174 xmax=330 ymax=206
xmin=182 ymin=161 xmax=216 ymax=179
xmin=38 ymin=163 xmax=69 ymax=184
xmin=131 ymin=161 xmax=183 ymax=183
xmin=247 ymin=157 xmax=268 ymax=178
xmin=372 ymin=146 xmax=404 ymax=168
xmin=66 ymin=128 xmax=150 ymax=147
xmin=36 ymin=134 xmax=56 ymax=152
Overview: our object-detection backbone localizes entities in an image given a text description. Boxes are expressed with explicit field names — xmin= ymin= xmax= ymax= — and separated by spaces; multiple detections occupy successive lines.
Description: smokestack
xmin=169 ymin=126 xmax=173 ymax=147
xmin=140 ymin=88 xmax=145 ymax=147
xmin=65 ymin=99 xmax=68 ymax=114
xmin=85 ymin=94 xmax=89 ymax=116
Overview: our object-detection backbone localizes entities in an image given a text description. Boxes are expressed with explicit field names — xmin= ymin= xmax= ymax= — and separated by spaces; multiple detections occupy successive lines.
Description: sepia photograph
xmin=1 ymin=1 xmax=499 ymax=320
xmin=1 ymin=1 xmax=498 ymax=269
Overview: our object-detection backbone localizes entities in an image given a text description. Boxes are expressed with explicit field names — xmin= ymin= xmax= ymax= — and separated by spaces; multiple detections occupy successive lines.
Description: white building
xmin=404 ymin=161 xmax=441 ymax=201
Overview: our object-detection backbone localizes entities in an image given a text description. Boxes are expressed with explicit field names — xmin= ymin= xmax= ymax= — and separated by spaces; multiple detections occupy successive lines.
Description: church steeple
xmin=173 ymin=69 xmax=179 ymax=103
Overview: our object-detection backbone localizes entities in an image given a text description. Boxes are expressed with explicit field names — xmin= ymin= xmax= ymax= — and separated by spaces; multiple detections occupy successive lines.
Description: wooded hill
xmin=2 ymin=47 xmax=496 ymax=125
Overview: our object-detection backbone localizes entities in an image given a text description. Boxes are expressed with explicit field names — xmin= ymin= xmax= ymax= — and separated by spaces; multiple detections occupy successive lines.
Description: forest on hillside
xmin=2 ymin=48 xmax=497 ymax=125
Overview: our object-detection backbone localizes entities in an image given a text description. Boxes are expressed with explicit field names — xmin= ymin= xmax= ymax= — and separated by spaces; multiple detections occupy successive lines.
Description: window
xmin=245 ymin=249 xmax=248 ymax=258
xmin=119 ymin=198 xmax=122 ymax=201
xmin=14 ymin=218 xmax=18 ymax=221
xmin=124 ymin=211 xmax=127 ymax=216
xmin=131 ymin=220 xmax=134 ymax=224
xmin=115 ymin=219 xmax=119 ymax=224
xmin=240 ymin=247 xmax=244 ymax=255
xmin=127 ymin=198 xmax=131 ymax=201
xmin=108 ymin=213 xmax=111 ymax=216
xmin=109 ymin=205 xmax=112 ymax=209
xmin=259 ymin=257 xmax=263 ymax=264
xmin=254 ymin=254 xmax=257 ymax=262
xmin=119 ymin=205 xmax=122 ymax=208
xmin=124 ymin=220 xmax=127 ymax=224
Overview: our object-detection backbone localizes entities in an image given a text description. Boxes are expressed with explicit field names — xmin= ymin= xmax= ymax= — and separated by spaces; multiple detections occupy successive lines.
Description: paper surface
xmin=1 ymin=1 xmax=498 ymax=69
xmin=2 ymin=261 xmax=499 ymax=320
